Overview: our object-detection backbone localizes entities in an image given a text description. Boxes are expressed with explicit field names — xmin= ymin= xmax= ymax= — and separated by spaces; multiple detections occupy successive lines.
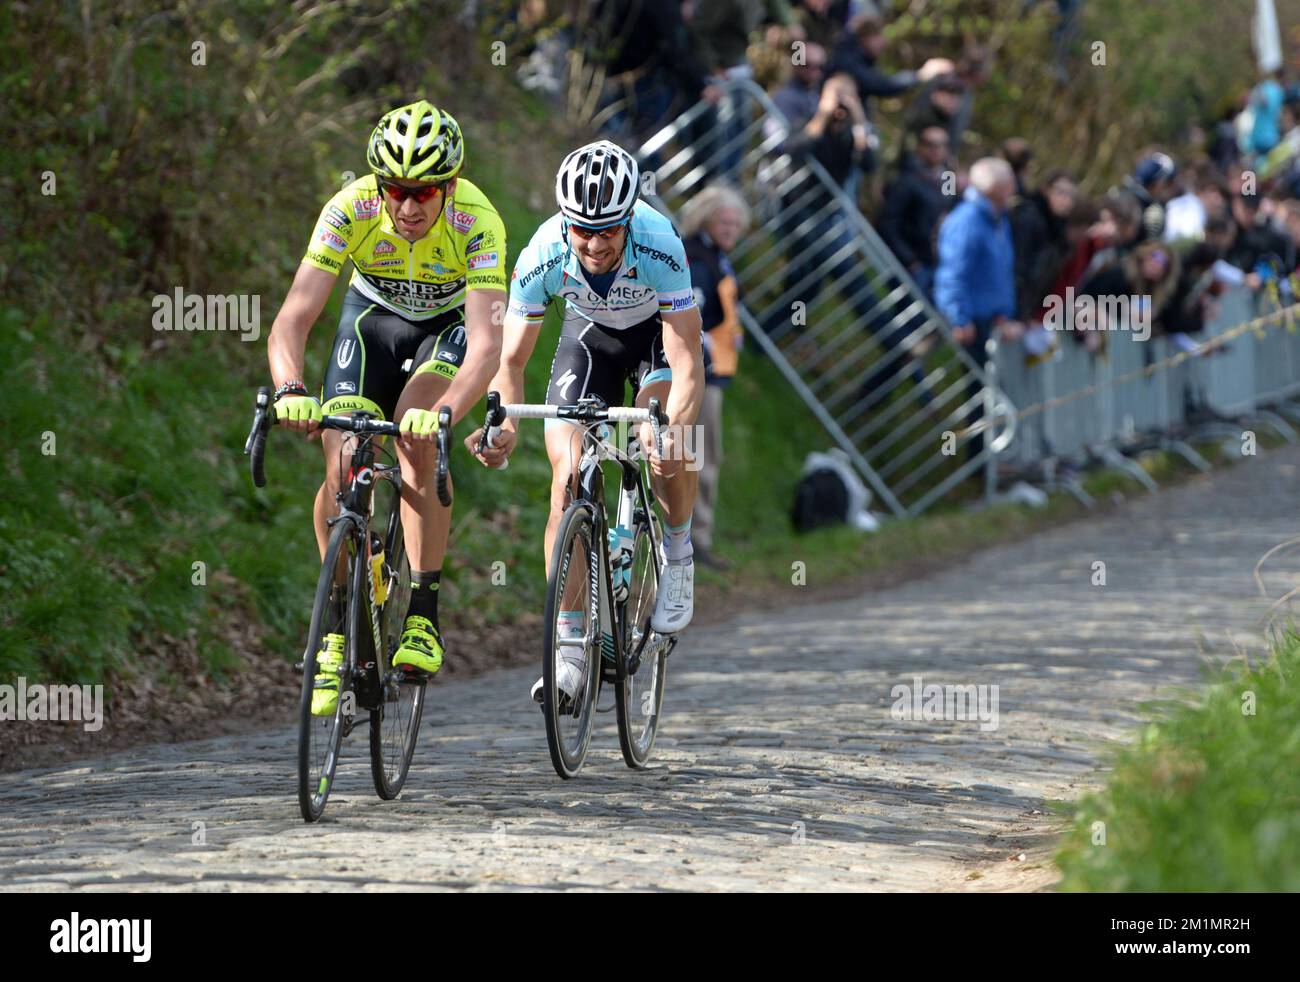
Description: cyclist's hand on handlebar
xmin=641 ymin=421 xmax=683 ymax=479
xmin=465 ymin=426 xmax=515 ymax=467
xmin=399 ymin=407 xmax=441 ymax=442
xmin=274 ymin=395 xmax=322 ymax=437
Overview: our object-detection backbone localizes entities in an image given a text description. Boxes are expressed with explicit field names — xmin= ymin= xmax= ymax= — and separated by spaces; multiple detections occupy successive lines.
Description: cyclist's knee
xmin=548 ymin=469 xmax=575 ymax=514
xmin=397 ymin=437 xmax=440 ymax=474
xmin=321 ymin=430 xmax=345 ymax=485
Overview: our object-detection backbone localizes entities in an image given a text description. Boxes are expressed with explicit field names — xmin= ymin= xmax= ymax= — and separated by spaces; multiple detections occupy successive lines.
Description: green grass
xmin=1054 ymin=629 xmax=1300 ymax=891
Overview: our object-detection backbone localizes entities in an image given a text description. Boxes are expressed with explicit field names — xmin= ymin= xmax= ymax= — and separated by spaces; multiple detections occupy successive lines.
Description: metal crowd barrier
xmin=989 ymin=287 xmax=1299 ymax=498
xmin=633 ymin=79 xmax=1014 ymax=518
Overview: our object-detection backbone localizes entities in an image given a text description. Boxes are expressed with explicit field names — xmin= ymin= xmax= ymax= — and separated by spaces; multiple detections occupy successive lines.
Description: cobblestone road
xmin=3 ymin=448 xmax=1297 ymax=891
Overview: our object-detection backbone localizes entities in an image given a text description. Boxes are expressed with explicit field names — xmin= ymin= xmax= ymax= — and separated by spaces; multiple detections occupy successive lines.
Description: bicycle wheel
xmin=615 ymin=510 xmax=667 ymax=768
xmin=298 ymin=521 xmax=357 ymax=822
xmin=370 ymin=484 xmax=425 ymax=800
xmin=541 ymin=502 xmax=602 ymax=779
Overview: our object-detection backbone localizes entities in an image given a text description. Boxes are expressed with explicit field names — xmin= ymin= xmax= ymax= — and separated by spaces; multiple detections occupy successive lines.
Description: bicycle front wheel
xmin=298 ymin=521 xmax=357 ymax=822
xmin=541 ymin=502 xmax=602 ymax=779
xmin=615 ymin=510 xmax=667 ymax=768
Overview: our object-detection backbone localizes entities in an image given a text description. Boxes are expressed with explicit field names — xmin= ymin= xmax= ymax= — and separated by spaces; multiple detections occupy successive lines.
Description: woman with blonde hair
xmin=679 ymin=184 xmax=751 ymax=569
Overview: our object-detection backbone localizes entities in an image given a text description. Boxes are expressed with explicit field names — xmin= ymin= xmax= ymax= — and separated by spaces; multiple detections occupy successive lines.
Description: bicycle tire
xmin=298 ymin=520 xmax=357 ymax=822
xmin=541 ymin=502 xmax=602 ymax=779
xmin=615 ymin=510 xmax=667 ymax=768
xmin=370 ymin=482 xmax=425 ymax=799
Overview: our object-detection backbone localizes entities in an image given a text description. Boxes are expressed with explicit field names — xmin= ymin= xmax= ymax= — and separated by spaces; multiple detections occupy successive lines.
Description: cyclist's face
xmin=381 ymin=177 xmax=452 ymax=241
xmin=569 ymin=222 xmax=627 ymax=274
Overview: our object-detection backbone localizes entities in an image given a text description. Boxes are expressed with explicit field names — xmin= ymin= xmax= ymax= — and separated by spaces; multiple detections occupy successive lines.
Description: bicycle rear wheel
xmin=370 ymin=493 xmax=425 ymax=799
xmin=541 ymin=502 xmax=602 ymax=779
xmin=298 ymin=521 xmax=357 ymax=822
xmin=615 ymin=511 xmax=667 ymax=768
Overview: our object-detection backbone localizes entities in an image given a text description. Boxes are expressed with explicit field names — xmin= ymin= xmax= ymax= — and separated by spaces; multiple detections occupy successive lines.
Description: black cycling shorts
xmin=544 ymin=313 xmax=672 ymax=412
xmin=321 ymin=288 xmax=465 ymax=420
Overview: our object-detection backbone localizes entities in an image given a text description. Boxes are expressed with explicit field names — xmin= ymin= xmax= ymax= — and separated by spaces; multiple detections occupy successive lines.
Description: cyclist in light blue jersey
xmin=466 ymin=141 xmax=705 ymax=704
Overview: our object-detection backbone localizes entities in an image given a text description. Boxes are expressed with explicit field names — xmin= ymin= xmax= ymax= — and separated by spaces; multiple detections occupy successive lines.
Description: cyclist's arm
xmin=435 ymin=286 xmax=505 ymax=426
xmin=489 ymin=310 xmax=541 ymax=433
xmin=661 ymin=305 xmax=705 ymax=429
xmin=267 ymin=262 xmax=337 ymax=389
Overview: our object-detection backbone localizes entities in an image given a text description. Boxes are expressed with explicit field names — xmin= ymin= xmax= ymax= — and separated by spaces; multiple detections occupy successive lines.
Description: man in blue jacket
xmin=935 ymin=156 xmax=1020 ymax=459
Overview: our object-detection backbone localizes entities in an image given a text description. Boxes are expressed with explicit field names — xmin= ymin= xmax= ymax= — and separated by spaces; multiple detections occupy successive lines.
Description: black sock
xmin=406 ymin=569 xmax=441 ymax=628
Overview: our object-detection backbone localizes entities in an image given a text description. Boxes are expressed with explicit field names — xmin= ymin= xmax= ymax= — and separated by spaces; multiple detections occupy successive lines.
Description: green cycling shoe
xmin=311 ymin=633 xmax=346 ymax=717
xmin=392 ymin=615 xmax=445 ymax=675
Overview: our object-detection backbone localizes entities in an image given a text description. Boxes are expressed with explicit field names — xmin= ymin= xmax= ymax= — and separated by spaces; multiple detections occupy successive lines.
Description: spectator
xmin=1024 ymin=196 xmax=1100 ymax=364
xmin=1120 ymin=153 xmax=1177 ymax=241
xmin=769 ymin=40 xmax=828 ymax=138
xmin=1163 ymin=227 xmax=1238 ymax=337
xmin=1163 ymin=162 xmax=1230 ymax=242
xmin=587 ymin=0 xmax=711 ymax=147
xmin=878 ymin=125 xmax=952 ymax=296
xmin=902 ymin=74 xmax=968 ymax=146
xmin=767 ymin=72 xmax=928 ymax=408
xmin=794 ymin=0 xmax=851 ymax=51
xmin=1248 ymin=69 xmax=1286 ymax=157
xmin=1000 ymin=137 xmax=1034 ymax=196
xmin=1080 ymin=191 xmax=1143 ymax=280
xmin=871 ymin=124 xmax=952 ymax=393
xmin=1227 ymin=190 xmax=1293 ymax=277
xmin=1209 ymin=99 xmax=1243 ymax=173
xmin=781 ymin=71 xmax=873 ymax=197
xmin=765 ymin=71 xmax=875 ymax=346
xmin=1259 ymin=101 xmax=1300 ymax=181
xmin=691 ymin=0 xmax=800 ymax=179
xmin=934 ymin=156 xmax=1019 ymax=459
xmin=905 ymin=44 xmax=989 ymax=151
xmin=1010 ymin=168 xmax=1078 ymax=322
xmin=680 ymin=185 xmax=751 ymax=570
xmin=828 ymin=12 xmax=952 ymax=125
xmin=947 ymin=45 xmax=992 ymax=148
xmin=1073 ymin=239 xmax=1181 ymax=351
xmin=1281 ymin=199 xmax=1300 ymax=272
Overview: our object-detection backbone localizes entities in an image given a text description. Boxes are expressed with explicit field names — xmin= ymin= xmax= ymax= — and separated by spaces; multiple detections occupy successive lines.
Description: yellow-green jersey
xmin=302 ymin=174 xmax=507 ymax=321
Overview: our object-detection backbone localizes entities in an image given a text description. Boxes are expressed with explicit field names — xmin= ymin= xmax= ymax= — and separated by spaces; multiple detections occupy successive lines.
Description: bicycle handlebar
xmin=477 ymin=391 xmax=669 ymax=462
xmin=245 ymin=386 xmax=453 ymax=505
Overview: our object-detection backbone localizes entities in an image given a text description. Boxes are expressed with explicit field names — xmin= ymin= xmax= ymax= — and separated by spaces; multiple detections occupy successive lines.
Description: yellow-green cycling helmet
xmin=367 ymin=100 xmax=464 ymax=182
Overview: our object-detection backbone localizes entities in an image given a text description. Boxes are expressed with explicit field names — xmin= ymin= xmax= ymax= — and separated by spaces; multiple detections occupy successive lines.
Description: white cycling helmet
xmin=555 ymin=140 xmax=640 ymax=227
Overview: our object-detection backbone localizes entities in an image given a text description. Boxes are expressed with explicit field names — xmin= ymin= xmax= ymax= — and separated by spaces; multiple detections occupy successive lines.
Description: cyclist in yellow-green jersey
xmin=266 ymin=101 xmax=507 ymax=715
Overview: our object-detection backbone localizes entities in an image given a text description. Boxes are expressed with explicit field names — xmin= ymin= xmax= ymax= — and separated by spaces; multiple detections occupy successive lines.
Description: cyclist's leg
xmin=532 ymin=323 xmax=625 ymax=700
xmin=541 ymin=325 xmax=625 ymax=570
xmin=394 ymin=317 xmax=464 ymax=573
xmin=310 ymin=293 xmax=413 ymax=709
xmin=635 ymin=329 xmax=697 ymax=633
xmin=634 ymin=333 xmax=699 ymax=537
xmin=386 ymin=312 xmax=468 ymax=673
xmin=316 ymin=292 xmax=408 ymax=563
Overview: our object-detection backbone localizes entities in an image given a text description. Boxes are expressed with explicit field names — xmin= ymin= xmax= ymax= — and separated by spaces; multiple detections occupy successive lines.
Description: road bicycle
xmin=244 ymin=386 xmax=452 ymax=821
xmin=478 ymin=391 xmax=677 ymax=778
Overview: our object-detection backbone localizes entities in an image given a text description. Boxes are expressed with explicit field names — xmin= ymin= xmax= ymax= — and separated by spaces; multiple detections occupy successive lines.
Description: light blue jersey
xmin=507 ymin=200 xmax=697 ymax=331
